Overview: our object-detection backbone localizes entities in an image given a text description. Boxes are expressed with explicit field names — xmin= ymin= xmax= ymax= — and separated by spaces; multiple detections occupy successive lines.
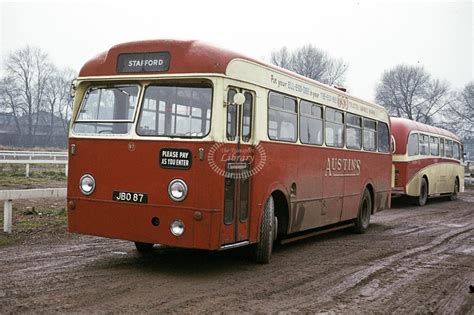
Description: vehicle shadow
xmin=87 ymin=245 xmax=256 ymax=276
xmin=84 ymin=227 xmax=363 ymax=276
xmin=390 ymin=194 xmax=455 ymax=209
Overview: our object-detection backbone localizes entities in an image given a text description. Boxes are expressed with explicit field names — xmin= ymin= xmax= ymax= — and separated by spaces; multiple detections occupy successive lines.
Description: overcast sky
xmin=1 ymin=0 xmax=472 ymax=101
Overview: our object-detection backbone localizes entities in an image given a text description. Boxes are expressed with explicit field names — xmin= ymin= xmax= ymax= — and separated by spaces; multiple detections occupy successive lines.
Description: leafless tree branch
xmin=270 ymin=44 xmax=348 ymax=86
xmin=375 ymin=65 xmax=450 ymax=125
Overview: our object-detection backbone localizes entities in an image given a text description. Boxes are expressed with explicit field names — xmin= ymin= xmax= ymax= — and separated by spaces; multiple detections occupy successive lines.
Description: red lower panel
xmin=68 ymin=198 xmax=221 ymax=250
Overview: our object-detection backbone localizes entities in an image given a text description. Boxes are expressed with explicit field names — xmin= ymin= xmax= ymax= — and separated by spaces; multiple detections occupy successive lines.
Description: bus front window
xmin=137 ymin=85 xmax=212 ymax=138
xmin=73 ymin=85 xmax=139 ymax=135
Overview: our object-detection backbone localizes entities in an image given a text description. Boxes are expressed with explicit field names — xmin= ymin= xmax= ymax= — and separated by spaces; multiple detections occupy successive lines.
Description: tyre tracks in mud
xmin=0 ymin=191 xmax=473 ymax=313
xmin=206 ymin=224 xmax=473 ymax=313
xmin=314 ymin=224 xmax=474 ymax=313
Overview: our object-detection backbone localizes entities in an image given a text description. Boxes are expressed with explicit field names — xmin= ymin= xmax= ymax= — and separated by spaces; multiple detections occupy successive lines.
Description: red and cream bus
xmin=391 ymin=117 xmax=464 ymax=206
xmin=67 ymin=40 xmax=392 ymax=263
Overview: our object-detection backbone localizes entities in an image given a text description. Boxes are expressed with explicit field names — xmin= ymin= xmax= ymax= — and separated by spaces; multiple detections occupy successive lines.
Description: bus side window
xmin=420 ymin=134 xmax=429 ymax=155
xmin=242 ymin=92 xmax=253 ymax=142
xmin=440 ymin=138 xmax=445 ymax=156
xmin=408 ymin=133 xmax=419 ymax=156
xmin=445 ymin=140 xmax=453 ymax=158
xmin=346 ymin=113 xmax=362 ymax=150
xmin=430 ymin=136 xmax=439 ymax=156
xmin=226 ymin=89 xmax=237 ymax=141
xmin=453 ymin=142 xmax=460 ymax=160
xmin=363 ymin=118 xmax=376 ymax=151
xmin=377 ymin=122 xmax=390 ymax=153
xmin=300 ymin=100 xmax=323 ymax=145
xmin=268 ymin=92 xmax=297 ymax=142
xmin=325 ymin=107 xmax=344 ymax=147
xmin=226 ymin=89 xmax=252 ymax=142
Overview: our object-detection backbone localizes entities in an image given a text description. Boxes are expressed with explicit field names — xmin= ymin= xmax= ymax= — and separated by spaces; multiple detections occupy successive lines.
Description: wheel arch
xmin=271 ymin=190 xmax=289 ymax=238
xmin=255 ymin=183 xmax=290 ymax=241
xmin=364 ymin=183 xmax=375 ymax=214
xmin=406 ymin=171 xmax=429 ymax=197
xmin=422 ymin=174 xmax=429 ymax=196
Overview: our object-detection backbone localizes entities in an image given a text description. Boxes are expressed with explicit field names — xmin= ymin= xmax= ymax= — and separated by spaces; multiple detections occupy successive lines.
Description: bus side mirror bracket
xmin=70 ymin=79 xmax=78 ymax=98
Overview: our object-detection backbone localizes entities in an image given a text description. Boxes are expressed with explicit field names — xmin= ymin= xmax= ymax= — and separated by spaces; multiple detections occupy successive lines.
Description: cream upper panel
xmin=226 ymin=59 xmax=389 ymax=123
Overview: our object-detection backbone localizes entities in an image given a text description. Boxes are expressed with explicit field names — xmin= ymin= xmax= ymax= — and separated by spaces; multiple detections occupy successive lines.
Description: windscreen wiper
xmin=111 ymin=87 xmax=130 ymax=96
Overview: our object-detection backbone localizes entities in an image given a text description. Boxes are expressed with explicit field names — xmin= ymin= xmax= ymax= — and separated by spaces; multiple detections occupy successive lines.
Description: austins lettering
xmin=325 ymin=158 xmax=361 ymax=176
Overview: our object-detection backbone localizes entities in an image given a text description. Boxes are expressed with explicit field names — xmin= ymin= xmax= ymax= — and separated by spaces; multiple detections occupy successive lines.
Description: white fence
xmin=0 ymin=150 xmax=68 ymax=160
xmin=0 ymin=150 xmax=68 ymax=177
xmin=465 ymin=174 xmax=474 ymax=185
xmin=0 ymin=188 xmax=67 ymax=233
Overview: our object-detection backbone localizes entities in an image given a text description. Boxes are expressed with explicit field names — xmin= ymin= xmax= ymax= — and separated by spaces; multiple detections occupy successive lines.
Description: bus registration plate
xmin=112 ymin=191 xmax=148 ymax=204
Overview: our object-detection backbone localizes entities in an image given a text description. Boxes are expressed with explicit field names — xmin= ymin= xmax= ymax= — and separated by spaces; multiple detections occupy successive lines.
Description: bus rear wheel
xmin=134 ymin=242 xmax=154 ymax=252
xmin=416 ymin=178 xmax=428 ymax=206
xmin=353 ymin=189 xmax=372 ymax=234
xmin=449 ymin=178 xmax=459 ymax=201
xmin=252 ymin=196 xmax=275 ymax=264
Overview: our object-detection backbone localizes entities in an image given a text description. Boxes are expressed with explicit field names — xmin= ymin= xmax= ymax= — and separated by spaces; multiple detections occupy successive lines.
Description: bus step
xmin=219 ymin=240 xmax=250 ymax=251
xmin=280 ymin=223 xmax=355 ymax=245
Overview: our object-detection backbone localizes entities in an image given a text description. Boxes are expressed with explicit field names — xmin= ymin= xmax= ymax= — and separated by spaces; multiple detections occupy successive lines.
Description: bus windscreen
xmin=73 ymin=85 xmax=139 ymax=135
xmin=137 ymin=85 xmax=212 ymax=138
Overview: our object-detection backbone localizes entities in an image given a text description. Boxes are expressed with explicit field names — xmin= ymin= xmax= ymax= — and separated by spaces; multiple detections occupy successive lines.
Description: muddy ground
xmin=0 ymin=190 xmax=473 ymax=313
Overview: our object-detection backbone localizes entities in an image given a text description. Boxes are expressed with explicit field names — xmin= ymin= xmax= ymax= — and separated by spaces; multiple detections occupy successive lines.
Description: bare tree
xmin=270 ymin=44 xmax=348 ymax=86
xmin=291 ymin=45 xmax=328 ymax=81
xmin=44 ymin=67 xmax=76 ymax=140
xmin=324 ymin=57 xmax=347 ymax=87
xmin=444 ymin=82 xmax=474 ymax=139
xmin=55 ymin=68 xmax=76 ymax=134
xmin=3 ymin=46 xmax=54 ymax=146
xmin=45 ymin=66 xmax=59 ymax=142
xmin=270 ymin=46 xmax=293 ymax=70
xmin=0 ymin=76 xmax=23 ymax=136
xmin=375 ymin=65 xmax=451 ymax=124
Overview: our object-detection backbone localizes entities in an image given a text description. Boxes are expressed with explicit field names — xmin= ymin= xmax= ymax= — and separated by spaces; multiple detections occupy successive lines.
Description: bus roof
xmin=391 ymin=117 xmax=460 ymax=154
xmin=78 ymin=39 xmax=387 ymax=119
xmin=79 ymin=40 xmax=250 ymax=77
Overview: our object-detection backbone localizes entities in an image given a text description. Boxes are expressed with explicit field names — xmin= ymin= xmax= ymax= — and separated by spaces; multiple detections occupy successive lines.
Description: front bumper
xmin=67 ymin=198 xmax=222 ymax=250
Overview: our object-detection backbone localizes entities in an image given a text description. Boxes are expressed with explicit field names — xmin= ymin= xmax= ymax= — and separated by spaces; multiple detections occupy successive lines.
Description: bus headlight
xmin=168 ymin=179 xmax=188 ymax=202
xmin=79 ymin=174 xmax=96 ymax=195
xmin=170 ymin=220 xmax=185 ymax=236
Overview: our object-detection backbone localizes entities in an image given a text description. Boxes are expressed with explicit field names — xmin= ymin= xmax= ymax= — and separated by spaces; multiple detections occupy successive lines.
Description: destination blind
xmin=117 ymin=52 xmax=170 ymax=73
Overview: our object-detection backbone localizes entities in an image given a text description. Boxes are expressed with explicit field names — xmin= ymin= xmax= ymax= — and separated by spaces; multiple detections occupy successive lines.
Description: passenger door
xmin=221 ymin=87 xmax=254 ymax=245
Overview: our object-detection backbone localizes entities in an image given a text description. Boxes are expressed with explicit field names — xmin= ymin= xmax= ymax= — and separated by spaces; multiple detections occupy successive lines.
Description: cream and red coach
xmin=67 ymin=40 xmax=392 ymax=263
xmin=391 ymin=117 xmax=464 ymax=206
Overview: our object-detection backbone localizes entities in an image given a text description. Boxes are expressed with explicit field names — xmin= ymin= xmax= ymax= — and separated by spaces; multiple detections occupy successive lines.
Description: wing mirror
xmin=233 ymin=92 xmax=246 ymax=106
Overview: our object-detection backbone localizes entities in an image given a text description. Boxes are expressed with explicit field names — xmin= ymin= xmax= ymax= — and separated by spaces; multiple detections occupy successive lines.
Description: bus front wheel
xmin=252 ymin=196 xmax=275 ymax=264
xmin=353 ymin=189 xmax=372 ymax=234
xmin=134 ymin=242 xmax=154 ymax=252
